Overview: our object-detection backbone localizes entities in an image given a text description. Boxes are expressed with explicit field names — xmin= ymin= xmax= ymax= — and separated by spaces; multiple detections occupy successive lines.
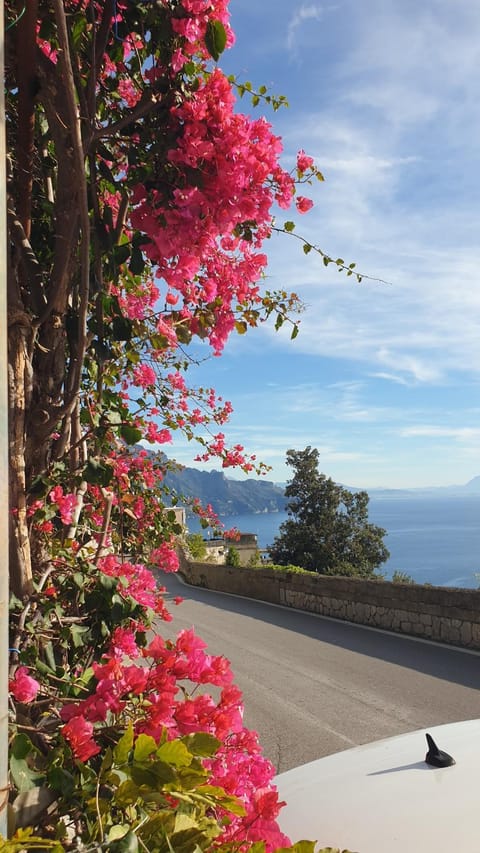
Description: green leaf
xmin=112 ymin=316 xmax=133 ymax=341
xmin=120 ymin=425 xmax=143 ymax=446
xmin=92 ymin=338 xmax=114 ymax=363
xmin=303 ymin=243 xmax=312 ymax=255
xmin=71 ymin=15 xmax=87 ymax=48
xmin=10 ymin=753 xmax=45 ymax=792
xmin=284 ymin=221 xmax=295 ymax=232
xmin=69 ymin=623 xmax=89 ymax=649
xmin=196 ymin=785 xmax=246 ymax=816
xmin=129 ymin=247 xmax=145 ymax=275
xmin=107 ymin=826 xmax=130 ymax=842
xmin=114 ymin=724 xmax=134 ymax=765
xmin=175 ymin=324 xmax=192 ymax=345
xmin=114 ymin=779 xmax=141 ymax=808
xmin=157 ymin=740 xmax=192 ymax=768
xmin=72 ymin=572 xmax=84 ymax=588
xmin=173 ymin=814 xmax=198 ymax=834
xmin=130 ymin=761 xmax=175 ymax=786
xmin=34 ymin=659 xmax=55 ymax=676
xmin=291 ymin=324 xmax=299 ymax=340
xmin=205 ymin=20 xmax=227 ymax=61
xmin=109 ymin=830 xmax=139 ymax=853
xmin=133 ymin=734 xmax=157 ymax=762
xmin=114 ymin=244 xmax=131 ymax=266
xmin=44 ymin=640 xmax=57 ymax=672
xmin=184 ymin=733 xmax=221 ymax=757
xmin=106 ymin=410 xmax=124 ymax=426
xmin=235 ymin=320 xmax=247 ymax=335
xmin=288 ymin=843 xmax=317 ymax=853
xmin=28 ymin=475 xmax=49 ymax=498
xmin=12 ymin=734 xmax=33 ymax=761
xmin=47 ymin=767 xmax=75 ymax=798
xmin=83 ymin=459 xmax=114 ymax=486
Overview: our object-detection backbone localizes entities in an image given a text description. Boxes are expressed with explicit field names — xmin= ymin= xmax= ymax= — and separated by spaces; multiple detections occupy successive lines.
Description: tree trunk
xmin=8 ymin=320 xmax=33 ymax=598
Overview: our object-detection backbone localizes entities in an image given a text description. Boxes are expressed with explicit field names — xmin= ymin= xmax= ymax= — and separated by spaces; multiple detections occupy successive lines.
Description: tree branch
xmin=7 ymin=208 xmax=47 ymax=317
xmin=271 ymin=225 xmax=390 ymax=285
xmin=15 ymin=0 xmax=38 ymax=239
xmin=86 ymin=0 xmax=116 ymax=120
xmin=52 ymin=0 xmax=90 ymax=415
xmin=93 ymin=91 xmax=163 ymax=141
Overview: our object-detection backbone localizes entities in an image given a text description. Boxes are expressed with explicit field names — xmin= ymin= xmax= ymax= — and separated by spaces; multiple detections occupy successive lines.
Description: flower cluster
xmin=7 ymin=1 xmax=322 ymax=849
xmin=130 ymin=68 xmax=297 ymax=353
xmin=57 ymin=624 xmax=288 ymax=848
xmin=9 ymin=667 xmax=40 ymax=703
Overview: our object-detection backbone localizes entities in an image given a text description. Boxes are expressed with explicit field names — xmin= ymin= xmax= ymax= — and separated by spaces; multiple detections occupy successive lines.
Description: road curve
xmin=158 ymin=572 xmax=480 ymax=773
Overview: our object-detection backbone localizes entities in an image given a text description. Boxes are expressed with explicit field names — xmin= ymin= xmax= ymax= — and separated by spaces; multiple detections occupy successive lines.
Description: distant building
xmin=233 ymin=533 xmax=258 ymax=566
xmin=203 ymin=537 xmax=226 ymax=564
xmin=202 ymin=532 xmax=259 ymax=566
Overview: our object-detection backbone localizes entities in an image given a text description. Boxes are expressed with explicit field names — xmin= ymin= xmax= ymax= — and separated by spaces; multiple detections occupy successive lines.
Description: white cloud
xmin=401 ymin=426 xmax=480 ymax=441
xmin=369 ymin=372 xmax=411 ymax=386
xmin=175 ymin=1 xmax=480 ymax=488
xmin=286 ymin=3 xmax=335 ymax=57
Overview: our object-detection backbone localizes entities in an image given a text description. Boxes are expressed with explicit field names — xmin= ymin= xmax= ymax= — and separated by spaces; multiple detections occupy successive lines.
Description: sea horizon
xmin=187 ymin=493 xmax=480 ymax=589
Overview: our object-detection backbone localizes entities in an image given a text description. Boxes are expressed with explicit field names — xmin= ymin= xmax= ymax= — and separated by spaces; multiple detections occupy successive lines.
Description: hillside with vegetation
xmin=163 ymin=463 xmax=287 ymax=515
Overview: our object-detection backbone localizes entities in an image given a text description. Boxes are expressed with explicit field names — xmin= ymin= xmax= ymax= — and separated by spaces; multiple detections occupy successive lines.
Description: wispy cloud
xmin=401 ymin=426 xmax=480 ymax=441
xmin=170 ymin=2 xmax=480 ymax=488
xmin=287 ymin=3 xmax=335 ymax=57
xmin=369 ymin=372 xmax=411 ymax=387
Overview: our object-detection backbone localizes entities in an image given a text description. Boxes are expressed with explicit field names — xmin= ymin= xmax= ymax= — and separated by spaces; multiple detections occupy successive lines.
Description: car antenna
xmin=425 ymin=733 xmax=455 ymax=768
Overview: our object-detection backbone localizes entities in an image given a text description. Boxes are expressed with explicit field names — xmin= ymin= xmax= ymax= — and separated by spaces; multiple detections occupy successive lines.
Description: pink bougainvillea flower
xmin=296 ymin=195 xmax=314 ymax=213
xmin=132 ymin=364 xmax=157 ymax=388
xmin=49 ymin=485 xmax=77 ymax=525
xmin=62 ymin=715 xmax=101 ymax=762
xmin=9 ymin=666 xmax=40 ymax=703
xmin=297 ymin=149 xmax=314 ymax=173
xmin=149 ymin=542 xmax=179 ymax=573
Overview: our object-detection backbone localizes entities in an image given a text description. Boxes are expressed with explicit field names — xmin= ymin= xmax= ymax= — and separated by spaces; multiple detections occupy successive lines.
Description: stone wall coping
xmin=178 ymin=552 xmax=480 ymax=649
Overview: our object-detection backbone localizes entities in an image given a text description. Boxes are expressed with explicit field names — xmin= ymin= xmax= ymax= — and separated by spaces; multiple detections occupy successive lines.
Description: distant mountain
xmin=463 ymin=476 xmax=480 ymax=493
xmin=162 ymin=464 xmax=286 ymax=516
xmin=358 ymin=477 xmax=480 ymax=499
xmin=141 ymin=448 xmax=480 ymax=512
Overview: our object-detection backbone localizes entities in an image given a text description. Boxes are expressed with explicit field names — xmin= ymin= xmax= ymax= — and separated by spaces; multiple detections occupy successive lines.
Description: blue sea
xmin=188 ymin=495 xmax=480 ymax=589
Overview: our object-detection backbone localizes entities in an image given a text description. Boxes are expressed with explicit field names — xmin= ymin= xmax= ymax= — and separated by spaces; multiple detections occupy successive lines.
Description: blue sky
xmin=165 ymin=0 xmax=480 ymax=489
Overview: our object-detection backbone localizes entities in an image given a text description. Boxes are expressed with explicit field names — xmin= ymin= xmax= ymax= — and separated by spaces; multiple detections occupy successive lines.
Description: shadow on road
xmin=160 ymin=572 xmax=480 ymax=694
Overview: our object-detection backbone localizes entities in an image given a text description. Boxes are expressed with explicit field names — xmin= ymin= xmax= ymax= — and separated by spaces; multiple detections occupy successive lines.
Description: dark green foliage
xmin=268 ymin=447 xmax=389 ymax=577
xmin=187 ymin=533 xmax=207 ymax=560
xmin=225 ymin=546 xmax=241 ymax=567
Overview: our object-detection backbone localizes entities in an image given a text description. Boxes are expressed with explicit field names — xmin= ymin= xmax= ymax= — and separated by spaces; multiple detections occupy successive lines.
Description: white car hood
xmin=275 ymin=719 xmax=480 ymax=852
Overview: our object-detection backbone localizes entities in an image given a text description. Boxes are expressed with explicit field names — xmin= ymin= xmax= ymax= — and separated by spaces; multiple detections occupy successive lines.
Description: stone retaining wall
xmin=178 ymin=552 xmax=480 ymax=650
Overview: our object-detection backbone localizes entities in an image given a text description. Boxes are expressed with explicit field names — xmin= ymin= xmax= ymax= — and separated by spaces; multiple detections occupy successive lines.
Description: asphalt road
xmin=158 ymin=572 xmax=480 ymax=773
